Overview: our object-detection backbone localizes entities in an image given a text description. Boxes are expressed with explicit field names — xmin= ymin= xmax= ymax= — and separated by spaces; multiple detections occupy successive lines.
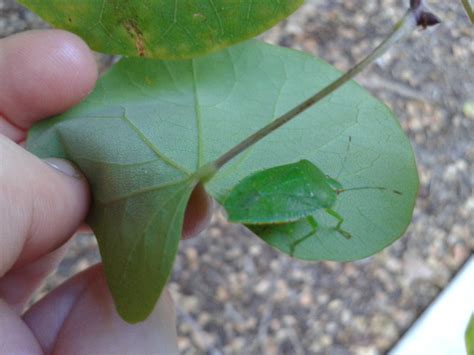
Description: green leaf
xmin=18 ymin=0 xmax=303 ymax=59
xmin=89 ymin=179 xmax=196 ymax=323
xmin=467 ymin=314 xmax=474 ymax=355
xmin=27 ymin=40 xmax=418 ymax=321
xmin=224 ymin=160 xmax=336 ymax=224
xmin=32 ymin=111 xmax=198 ymax=323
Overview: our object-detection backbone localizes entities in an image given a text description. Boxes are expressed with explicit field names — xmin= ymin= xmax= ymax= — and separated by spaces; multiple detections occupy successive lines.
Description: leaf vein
xmin=97 ymin=178 xmax=190 ymax=206
xmin=75 ymin=156 xmax=159 ymax=168
xmin=116 ymin=181 xmax=191 ymax=292
xmin=120 ymin=114 xmax=192 ymax=175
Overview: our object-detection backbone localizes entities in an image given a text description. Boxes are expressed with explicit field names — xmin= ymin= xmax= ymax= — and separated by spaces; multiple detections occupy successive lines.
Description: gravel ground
xmin=1 ymin=0 xmax=473 ymax=354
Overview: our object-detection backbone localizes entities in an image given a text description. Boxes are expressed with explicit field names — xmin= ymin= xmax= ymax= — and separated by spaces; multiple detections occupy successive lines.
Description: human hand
xmin=0 ymin=30 xmax=212 ymax=354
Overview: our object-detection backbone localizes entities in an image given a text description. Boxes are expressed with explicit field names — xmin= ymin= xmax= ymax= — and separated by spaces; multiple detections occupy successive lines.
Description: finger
xmin=182 ymin=184 xmax=213 ymax=239
xmin=24 ymin=264 xmax=178 ymax=355
xmin=0 ymin=136 xmax=89 ymax=276
xmin=0 ymin=242 xmax=69 ymax=313
xmin=0 ymin=299 xmax=42 ymax=354
xmin=0 ymin=30 xmax=97 ymax=142
xmin=22 ymin=264 xmax=96 ymax=353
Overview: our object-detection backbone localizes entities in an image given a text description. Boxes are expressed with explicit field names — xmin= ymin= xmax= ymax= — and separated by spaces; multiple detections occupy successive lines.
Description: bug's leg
xmin=290 ymin=216 xmax=319 ymax=256
xmin=325 ymin=208 xmax=352 ymax=239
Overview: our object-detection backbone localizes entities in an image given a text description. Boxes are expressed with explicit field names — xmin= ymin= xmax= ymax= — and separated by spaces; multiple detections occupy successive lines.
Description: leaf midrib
xmin=191 ymin=59 xmax=204 ymax=170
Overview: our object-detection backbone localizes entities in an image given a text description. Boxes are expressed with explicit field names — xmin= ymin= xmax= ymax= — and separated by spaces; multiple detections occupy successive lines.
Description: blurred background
xmin=1 ymin=0 xmax=473 ymax=353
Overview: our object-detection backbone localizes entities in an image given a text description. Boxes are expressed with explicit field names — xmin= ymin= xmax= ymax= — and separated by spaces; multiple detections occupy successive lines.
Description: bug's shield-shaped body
xmin=224 ymin=159 xmax=337 ymax=225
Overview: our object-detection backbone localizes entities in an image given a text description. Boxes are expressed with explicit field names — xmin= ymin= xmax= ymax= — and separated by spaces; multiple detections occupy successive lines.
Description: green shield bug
xmin=223 ymin=158 xmax=401 ymax=256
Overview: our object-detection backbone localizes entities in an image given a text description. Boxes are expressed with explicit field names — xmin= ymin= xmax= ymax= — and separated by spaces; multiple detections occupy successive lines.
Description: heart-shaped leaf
xmin=18 ymin=0 xmax=303 ymax=59
xmin=27 ymin=40 xmax=418 ymax=322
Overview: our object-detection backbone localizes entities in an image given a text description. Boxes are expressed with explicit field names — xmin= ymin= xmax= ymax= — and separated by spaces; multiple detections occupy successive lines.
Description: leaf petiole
xmin=202 ymin=7 xmax=421 ymax=178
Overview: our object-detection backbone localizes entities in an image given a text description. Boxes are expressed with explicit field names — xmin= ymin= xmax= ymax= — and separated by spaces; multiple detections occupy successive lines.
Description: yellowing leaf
xmin=18 ymin=0 xmax=303 ymax=59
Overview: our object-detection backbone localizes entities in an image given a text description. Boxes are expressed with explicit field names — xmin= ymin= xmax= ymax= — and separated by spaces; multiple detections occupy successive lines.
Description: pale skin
xmin=0 ymin=30 xmax=212 ymax=354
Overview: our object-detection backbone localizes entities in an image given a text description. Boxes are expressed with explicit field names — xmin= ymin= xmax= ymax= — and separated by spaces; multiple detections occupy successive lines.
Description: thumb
xmin=0 ymin=135 xmax=89 ymax=276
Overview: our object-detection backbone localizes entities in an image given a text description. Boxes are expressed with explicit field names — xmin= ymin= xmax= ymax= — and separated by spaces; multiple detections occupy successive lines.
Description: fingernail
xmin=43 ymin=158 xmax=82 ymax=178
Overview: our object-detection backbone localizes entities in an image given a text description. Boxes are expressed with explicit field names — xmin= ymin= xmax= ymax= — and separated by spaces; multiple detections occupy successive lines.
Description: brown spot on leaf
xmin=123 ymin=20 xmax=146 ymax=57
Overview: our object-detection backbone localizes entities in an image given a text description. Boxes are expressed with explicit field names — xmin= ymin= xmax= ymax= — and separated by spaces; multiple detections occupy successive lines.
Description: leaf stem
xmin=461 ymin=0 xmax=474 ymax=23
xmin=207 ymin=9 xmax=418 ymax=174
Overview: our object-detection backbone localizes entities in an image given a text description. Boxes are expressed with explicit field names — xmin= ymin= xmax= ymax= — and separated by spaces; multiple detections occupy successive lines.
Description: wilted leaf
xmin=18 ymin=0 xmax=303 ymax=59
xmin=27 ymin=40 xmax=418 ymax=321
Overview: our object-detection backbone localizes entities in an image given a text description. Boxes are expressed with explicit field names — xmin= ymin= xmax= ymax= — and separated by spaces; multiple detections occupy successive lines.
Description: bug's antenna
xmin=336 ymin=186 xmax=402 ymax=195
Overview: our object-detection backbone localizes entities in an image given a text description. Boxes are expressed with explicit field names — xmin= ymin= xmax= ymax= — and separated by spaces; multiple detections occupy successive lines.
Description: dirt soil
xmin=1 ymin=0 xmax=473 ymax=354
